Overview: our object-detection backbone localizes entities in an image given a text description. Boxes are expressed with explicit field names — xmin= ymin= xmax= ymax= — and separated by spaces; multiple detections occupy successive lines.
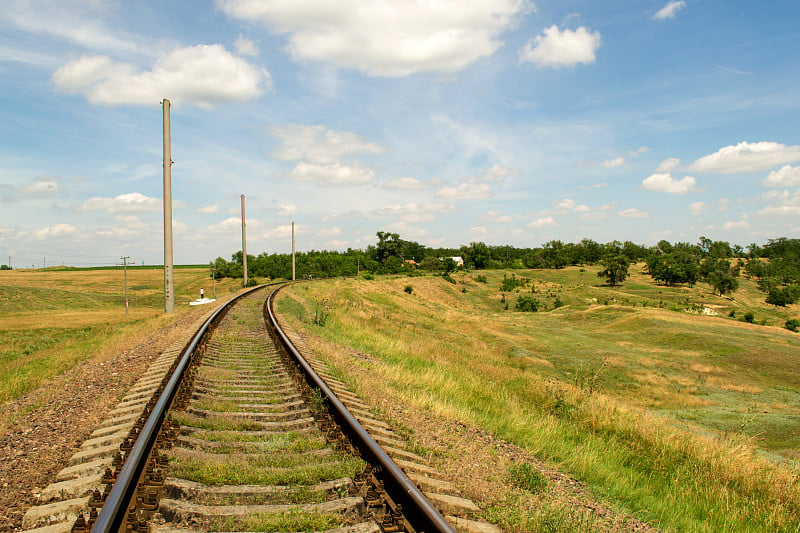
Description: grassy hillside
xmin=0 ymin=267 xmax=242 ymax=410
xmin=276 ymin=266 xmax=800 ymax=532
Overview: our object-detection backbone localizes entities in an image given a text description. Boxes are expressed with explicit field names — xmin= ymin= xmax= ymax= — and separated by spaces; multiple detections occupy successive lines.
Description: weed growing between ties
xmin=276 ymin=273 xmax=800 ymax=533
xmin=214 ymin=510 xmax=343 ymax=532
xmin=169 ymin=455 xmax=367 ymax=486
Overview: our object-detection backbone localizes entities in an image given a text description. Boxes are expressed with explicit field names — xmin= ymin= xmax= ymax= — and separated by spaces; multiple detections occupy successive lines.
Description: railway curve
xmin=20 ymin=283 xmax=497 ymax=533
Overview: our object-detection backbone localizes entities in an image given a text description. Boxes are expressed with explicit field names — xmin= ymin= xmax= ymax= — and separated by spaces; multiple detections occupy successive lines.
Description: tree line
xmin=210 ymin=233 xmax=800 ymax=306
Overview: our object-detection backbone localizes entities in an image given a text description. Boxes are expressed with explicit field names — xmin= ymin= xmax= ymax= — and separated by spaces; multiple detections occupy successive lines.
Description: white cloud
xmin=78 ymin=192 xmax=160 ymax=213
xmin=33 ymin=223 xmax=78 ymax=241
xmin=764 ymin=165 xmax=800 ymax=187
xmin=653 ymin=1 xmax=686 ymax=20
xmin=290 ymin=161 xmax=375 ymax=185
xmin=436 ymin=183 xmax=493 ymax=200
xmin=197 ymin=204 xmax=220 ymax=214
xmin=383 ymin=221 xmax=429 ymax=240
xmin=618 ymin=208 xmax=650 ymax=218
xmin=234 ymin=35 xmax=259 ymax=56
xmin=217 ymin=0 xmax=526 ymax=76
xmin=642 ymin=173 xmax=696 ymax=194
xmin=529 ymin=216 xmax=557 ymax=229
xmin=655 ymin=157 xmax=681 ymax=172
xmin=2 ymin=176 xmax=61 ymax=201
xmin=52 ymin=45 xmax=269 ymax=107
xmin=689 ymin=201 xmax=706 ymax=215
xmin=383 ymin=177 xmax=437 ymax=190
xmin=316 ymin=227 xmax=342 ymax=237
xmin=552 ymin=198 xmax=576 ymax=211
xmin=479 ymin=165 xmax=521 ymax=182
xmin=688 ymin=141 xmax=800 ymax=174
xmin=373 ymin=202 xmax=454 ymax=220
xmin=718 ymin=198 xmax=730 ymax=212
xmin=276 ymin=204 xmax=298 ymax=216
xmin=496 ymin=215 xmax=513 ymax=223
xmin=601 ymin=157 xmax=624 ymax=168
xmin=518 ymin=25 xmax=601 ymax=68
xmin=723 ymin=220 xmax=750 ymax=230
xmin=271 ymin=124 xmax=386 ymax=164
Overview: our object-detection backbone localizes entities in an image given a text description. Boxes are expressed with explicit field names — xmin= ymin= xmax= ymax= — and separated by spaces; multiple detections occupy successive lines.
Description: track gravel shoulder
xmin=0 ymin=305 xmax=228 ymax=532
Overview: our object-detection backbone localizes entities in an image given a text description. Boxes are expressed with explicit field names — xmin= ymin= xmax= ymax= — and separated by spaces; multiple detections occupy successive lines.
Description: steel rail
xmin=91 ymin=284 xmax=271 ymax=532
xmin=266 ymin=286 xmax=457 ymax=533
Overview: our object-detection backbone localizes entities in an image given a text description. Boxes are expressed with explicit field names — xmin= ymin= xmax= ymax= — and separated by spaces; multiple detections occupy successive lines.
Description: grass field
xmin=276 ymin=266 xmax=800 ymax=532
xmin=0 ymin=266 xmax=242 ymax=413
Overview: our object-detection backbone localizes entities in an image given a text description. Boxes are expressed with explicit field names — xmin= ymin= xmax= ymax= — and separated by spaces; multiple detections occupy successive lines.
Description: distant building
xmin=404 ymin=259 xmax=418 ymax=268
xmin=450 ymin=256 xmax=464 ymax=267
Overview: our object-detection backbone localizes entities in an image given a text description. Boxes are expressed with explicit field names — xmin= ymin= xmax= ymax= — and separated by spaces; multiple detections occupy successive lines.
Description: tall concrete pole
xmin=163 ymin=99 xmax=175 ymax=314
xmin=241 ymin=194 xmax=248 ymax=287
xmin=122 ymin=256 xmax=130 ymax=316
xmin=292 ymin=221 xmax=296 ymax=281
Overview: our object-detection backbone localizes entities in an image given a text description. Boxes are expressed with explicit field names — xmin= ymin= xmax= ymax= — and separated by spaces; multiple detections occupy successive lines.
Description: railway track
xmin=21 ymin=285 xmax=497 ymax=533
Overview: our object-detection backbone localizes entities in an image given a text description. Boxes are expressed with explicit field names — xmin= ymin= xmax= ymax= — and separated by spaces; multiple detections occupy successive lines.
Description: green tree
xmin=375 ymin=231 xmax=402 ymax=264
xmin=461 ymin=241 xmax=491 ymax=269
xmin=597 ymin=255 xmax=630 ymax=287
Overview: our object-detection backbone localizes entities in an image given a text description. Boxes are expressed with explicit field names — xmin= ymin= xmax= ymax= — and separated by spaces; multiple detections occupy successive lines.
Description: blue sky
xmin=1 ymin=0 xmax=799 ymax=267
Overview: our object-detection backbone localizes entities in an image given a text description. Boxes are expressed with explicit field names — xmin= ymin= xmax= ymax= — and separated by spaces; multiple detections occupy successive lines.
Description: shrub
xmin=553 ymin=296 xmax=563 ymax=309
xmin=475 ymin=275 xmax=487 ymax=283
xmin=786 ymin=319 xmax=800 ymax=332
xmin=461 ymin=287 xmax=467 ymax=293
xmin=516 ymin=295 xmax=540 ymax=312
xmin=742 ymin=312 xmax=755 ymax=323
xmin=500 ymin=274 xmax=525 ymax=292
xmin=361 ymin=273 xmax=374 ymax=280
xmin=404 ymin=285 xmax=413 ymax=294
xmin=728 ymin=310 xmax=736 ymax=318
xmin=443 ymin=274 xmax=456 ymax=284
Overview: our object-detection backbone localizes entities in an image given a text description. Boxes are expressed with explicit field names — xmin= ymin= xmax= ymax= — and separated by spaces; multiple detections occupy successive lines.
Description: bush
xmin=361 ymin=273 xmax=374 ymax=280
xmin=245 ymin=277 xmax=259 ymax=287
xmin=404 ymin=285 xmax=413 ymax=294
xmin=785 ymin=319 xmax=800 ymax=332
xmin=516 ymin=295 xmax=540 ymax=312
xmin=742 ymin=312 xmax=755 ymax=324
xmin=443 ymin=274 xmax=456 ymax=284
xmin=475 ymin=275 xmax=487 ymax=283
xmin=461 ymin=287 xmax=467 ymax=293
xmin=500 ymin=274 xmax=525 ymax=292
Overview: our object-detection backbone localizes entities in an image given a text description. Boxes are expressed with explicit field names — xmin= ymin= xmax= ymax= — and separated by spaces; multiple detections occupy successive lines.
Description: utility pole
xmin=162 ymin=98 xmax=175 ymax=314
xmin=210 ymin=262 xmax=217 ymax=299
xmin=241 ymin=194 xmax=248 ymax=287
xmin=292 ymin=221 xmax=296 ymax=281
xmin=121 ymin=256 xmax=130 ymax=315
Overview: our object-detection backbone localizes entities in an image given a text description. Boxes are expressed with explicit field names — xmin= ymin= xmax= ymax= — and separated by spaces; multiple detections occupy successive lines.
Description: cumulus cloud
xmin=601 ymin=157 xmax=624 ymax=168
xmin=551 ymin=198 xmax=590 ymax=213
xmin=234 ymin=35 xmax=259 ymax=56
xmin=689 ymin=201 xmax=706 ymax=215
xmin=78 ymin=192 xmax=161 ymax=213
xmin=723 ymin=220 xmax=750 ymax=230
xmin=1 ymin=176 xmax=61 ymax=201
xmin=383 ymin=221 xmax=429 ymax=240
xmin=290 ymin=161 xmax=375 ymax=185
xmin=52 ymin=45 xmax=269 ymax=107
xmin=216 ymin=0 xmax=525 ymax=76
xmin=618 ymin=208 xmax=650 ymax=218
xmin=373 ymin=202 xmax=454 ymax=219
xmin=655 ymin=158 xmax=681 ymax=172
xmin=763 ymin=165 xmax=800 ymax=187
xmin=436 ymin=183 xmax=493 ymax=200
xmin=518 ymin=25 xmax=601 ymax=68
xmin=197 ymin=204 xmax=220 ymax=214
xmin=688 ymin=141 xmax=800 ymax=174
xmin=33 ymin=223 xmax=78 ymax=240
xmin=271 ymin=124 xmax=386 ymax=164
xmin=383 ymin=177 xmax=438 ymax=190
xmin=653 ymin=1 xmax=686 ymax=20
xmin=529 ymin=216 xmax=557 ymax=229
xmin=642 ymin=173 xmax=696 ymax=194
xmin=479 ymin=165 xmax=521 ymax=182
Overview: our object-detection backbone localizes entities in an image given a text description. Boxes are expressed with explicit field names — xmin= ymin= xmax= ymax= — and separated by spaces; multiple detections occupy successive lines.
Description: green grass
xmin=214 ymin=510 xmax=343 ymax=532
xmin=0 ymin=267 xmax=245 ymax=415
xmin=276 ymin=270 xmax=800 ymax=532
xmin=169 ymin=455 xmax=366 ymax=486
